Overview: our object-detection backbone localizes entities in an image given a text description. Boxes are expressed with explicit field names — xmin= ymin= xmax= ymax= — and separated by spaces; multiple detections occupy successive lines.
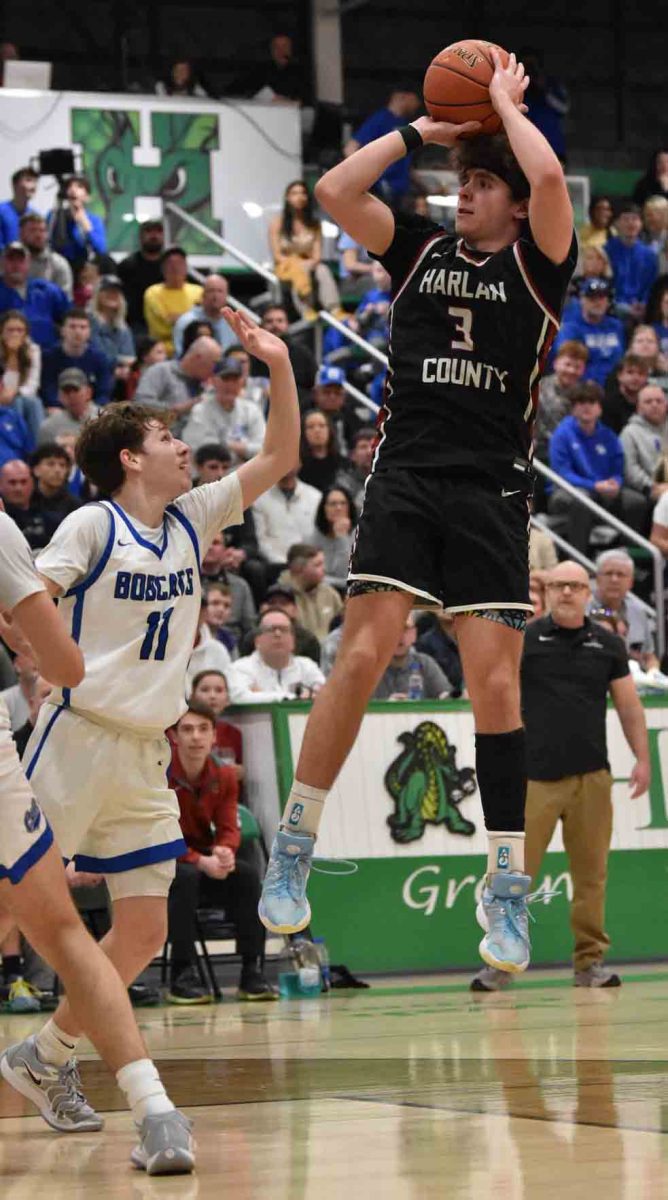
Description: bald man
xmin=134 ymin=335 xmax=222 ymax=428
xmin=472 ymin=560 xmax=649 ymax=992
xmin=173 ymin=275 xmax=238 ymax=357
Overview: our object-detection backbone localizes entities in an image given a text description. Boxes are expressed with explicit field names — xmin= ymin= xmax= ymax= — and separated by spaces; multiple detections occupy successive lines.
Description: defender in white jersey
xmin=0 ymin=511 xmax=194 ymax=1174
xmin=5 ymin=306 xmax=300 ymax=1133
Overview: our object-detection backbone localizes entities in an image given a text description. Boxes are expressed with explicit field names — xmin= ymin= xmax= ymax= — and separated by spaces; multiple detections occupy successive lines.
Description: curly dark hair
xmin=314 ymin=485 xmax=358 ymax=536
xmin=450 ymin=134 xmax=530 ymax=201
xmin=75 ymin=402 xmax=169 ymax=495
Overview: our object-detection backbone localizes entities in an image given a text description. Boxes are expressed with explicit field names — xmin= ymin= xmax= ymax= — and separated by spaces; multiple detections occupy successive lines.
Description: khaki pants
xmin=525 ymin=769 xmax=613 ymax=971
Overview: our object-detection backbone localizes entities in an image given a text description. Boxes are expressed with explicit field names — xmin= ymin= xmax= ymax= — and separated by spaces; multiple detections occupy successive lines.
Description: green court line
xmin=330 ymin=969 xmax=668 ymax=998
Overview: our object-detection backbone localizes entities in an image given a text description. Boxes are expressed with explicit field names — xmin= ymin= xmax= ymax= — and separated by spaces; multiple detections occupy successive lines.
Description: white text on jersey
xmin=418 ymin=269 xmax=508 ymax=301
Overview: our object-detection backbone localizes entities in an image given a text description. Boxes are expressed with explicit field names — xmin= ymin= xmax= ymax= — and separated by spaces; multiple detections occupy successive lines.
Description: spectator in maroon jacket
xmin=166 ymin=701 xmax=276 ymax=1003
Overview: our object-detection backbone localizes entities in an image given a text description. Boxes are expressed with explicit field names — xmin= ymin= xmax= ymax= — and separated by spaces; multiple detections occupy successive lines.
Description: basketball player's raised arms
xmin=488 ymin=49 xmax=573 ymax=264
xmin=316 ymin=119 xmax=480 ymax=257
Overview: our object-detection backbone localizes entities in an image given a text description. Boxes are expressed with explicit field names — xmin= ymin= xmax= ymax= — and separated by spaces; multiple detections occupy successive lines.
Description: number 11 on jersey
xmin=140 ymin=607 xmax=174 ymax=661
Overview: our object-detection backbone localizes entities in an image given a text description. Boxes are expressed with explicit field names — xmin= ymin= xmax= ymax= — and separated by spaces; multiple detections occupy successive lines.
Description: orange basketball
xmin=423 ymin=39 xmax=510 ymax=136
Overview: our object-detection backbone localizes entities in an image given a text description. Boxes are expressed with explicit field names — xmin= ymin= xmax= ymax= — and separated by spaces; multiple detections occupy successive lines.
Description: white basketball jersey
xmin=50 ymin=500 xmax=202 ymax=734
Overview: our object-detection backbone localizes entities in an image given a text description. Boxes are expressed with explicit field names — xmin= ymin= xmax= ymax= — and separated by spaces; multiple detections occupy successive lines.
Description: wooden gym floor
xmin=0 ymin=964 xmax=666 ymax=1199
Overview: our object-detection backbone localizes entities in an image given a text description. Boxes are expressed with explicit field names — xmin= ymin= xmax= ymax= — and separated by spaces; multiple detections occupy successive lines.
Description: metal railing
xmin=534 ymin=460 xmax=664 ymax=656
xmin=164 ymin=202 xmax=666 ymax=652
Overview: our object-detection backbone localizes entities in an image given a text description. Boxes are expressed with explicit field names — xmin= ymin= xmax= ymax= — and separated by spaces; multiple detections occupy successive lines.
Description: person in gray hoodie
xmin=620 ymin=383 xmax=668 ymax=517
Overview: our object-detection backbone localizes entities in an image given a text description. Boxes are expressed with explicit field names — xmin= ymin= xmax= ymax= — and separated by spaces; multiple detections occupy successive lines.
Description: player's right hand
xmin=411 ymin=115 xmax=482 ymax=147
xmin=221 ymin=305 xmax=290 ymax=368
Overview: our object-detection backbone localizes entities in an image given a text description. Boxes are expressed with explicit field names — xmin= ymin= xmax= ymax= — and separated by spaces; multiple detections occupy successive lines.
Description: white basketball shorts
xmin=0 ymin=698 xmax=53 ymax=885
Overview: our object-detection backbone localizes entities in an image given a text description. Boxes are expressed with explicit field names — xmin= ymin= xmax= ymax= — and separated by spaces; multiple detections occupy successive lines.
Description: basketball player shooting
xmin=258 ymin=49 xmax=577 ymax=975
xmin=0 ymin=311 xmax=300 ymax=1147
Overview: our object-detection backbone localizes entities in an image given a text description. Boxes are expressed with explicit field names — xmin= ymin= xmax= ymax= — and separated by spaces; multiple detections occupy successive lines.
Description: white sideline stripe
xmin=347 ymin=572 xmax=441 ymax=606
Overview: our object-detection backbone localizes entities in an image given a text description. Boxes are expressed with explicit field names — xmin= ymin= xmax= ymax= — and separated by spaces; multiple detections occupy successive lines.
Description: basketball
xmin=423 ymin=39 xmax=510 ymax=135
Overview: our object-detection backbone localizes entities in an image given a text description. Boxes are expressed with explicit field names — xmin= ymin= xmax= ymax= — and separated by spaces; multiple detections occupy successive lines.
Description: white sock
xmin=35 ymin=1018 xmax=79 ymax=1068
xmin=281 ymin=781 xmax=327 ymax=836
xmin=116 ymin=1058 xmax=175 ymax=1123
xmin=487 ymin=831 xmax=526 ymax=876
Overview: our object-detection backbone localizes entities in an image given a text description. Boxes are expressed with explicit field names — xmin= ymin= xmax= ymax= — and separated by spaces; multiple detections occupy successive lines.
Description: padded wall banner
xmin=0 ymin=90 xmax=301 ymax=267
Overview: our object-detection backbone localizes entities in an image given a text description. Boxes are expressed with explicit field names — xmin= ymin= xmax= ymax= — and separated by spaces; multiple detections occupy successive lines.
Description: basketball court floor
xmin=0 ymin=964 xmax=666 ymax=1198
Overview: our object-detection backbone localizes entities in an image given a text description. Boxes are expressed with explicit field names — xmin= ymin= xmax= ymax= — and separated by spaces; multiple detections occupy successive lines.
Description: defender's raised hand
xmin=221 ymin=306 xmax=289 ymax=367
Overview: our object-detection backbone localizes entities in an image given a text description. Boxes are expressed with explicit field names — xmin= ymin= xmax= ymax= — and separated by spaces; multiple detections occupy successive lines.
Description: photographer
xmin=47 ymin=175 xmax=107 ymax=268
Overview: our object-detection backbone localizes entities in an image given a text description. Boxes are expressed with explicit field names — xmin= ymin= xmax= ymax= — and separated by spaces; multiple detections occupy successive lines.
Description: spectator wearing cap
xmin=602 ymin=353 xmax=650 ymax=435
xmin=0 ymin=167 xmax=38 ymax=248
xmin=20 ymin=213 xmax=73 ymax=297
xmin=37 ymin=368 xmax=99 ymax=445
xmin=227 ymin=607 xmax=325 ymax=704
xmin=277 ymin=543 xmax=343 ymax=643
xmin=193 ymin=442 xmax=268 ymax=605
xmin=309 ymin=364 xmax=367 ymax=456
xmin=548 ymin=382 xmax=646 ymax=553
xmin=30 ymin=441 xmax=81 ymax=531
xmin=173 ymin=274 xmax=237 ymax=357
xmin=252 ymin=467 xmax=321 ymax=564
xmin=89 ymin=276 xmax=135 ymax=379
xmin=237 ymin=584 xmax=322 ymax=664
xmin=605 ymin=203 xmax=659 ymax=320
xmin=182 ymin=357 xmax=267 ymax=460
xmin=117 ymin=219 xmax=165 ymax=332
xmin=0 ymin=242 xmax=69 ymax=349
xmin=143 ymin=245 xmax=203 ymax=354
xmin=553 ymin=278 xmax=625 ymax=387
xmin=134 ymin=334 xmax=221 ymax=426
xmin=40 ymin=307 xmax=114 ymax=408
xmin=46 ymin=175 xmax=107 ymax=268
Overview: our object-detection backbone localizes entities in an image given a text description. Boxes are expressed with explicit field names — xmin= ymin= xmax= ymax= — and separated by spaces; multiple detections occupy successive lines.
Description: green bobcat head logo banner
xmin=384 ymin=720 xmax=477 ymax=844
xmin=70 ymin=107 xmax=222 ymax=254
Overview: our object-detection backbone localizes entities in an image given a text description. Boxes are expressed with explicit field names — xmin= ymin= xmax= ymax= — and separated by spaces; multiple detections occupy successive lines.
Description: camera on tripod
xmin=29 ymin=148 xmax=84 ymax=253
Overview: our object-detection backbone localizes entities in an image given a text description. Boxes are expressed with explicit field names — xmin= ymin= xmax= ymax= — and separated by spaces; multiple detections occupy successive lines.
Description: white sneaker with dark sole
xmin=0 ymin=1034 xmax=103 ymax=1132
xmin=131 ymin=1110 xmax=195 ymax=1175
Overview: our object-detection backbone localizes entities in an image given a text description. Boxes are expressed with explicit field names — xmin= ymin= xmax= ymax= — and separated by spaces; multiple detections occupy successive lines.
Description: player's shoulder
xmin=52 ymin=500 xmax=112 ymax=540
xmin=0 ymin=510 xmax=29 ymax=550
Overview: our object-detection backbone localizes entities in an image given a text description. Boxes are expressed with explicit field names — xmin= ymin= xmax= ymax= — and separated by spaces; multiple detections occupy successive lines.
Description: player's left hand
xmin=221 ymin=306 xmax=289 ymax=368
xmin=489 ymin=49 xmax=530 ymax=115
xmin=629 ymin=759 xmax=650 ymax=798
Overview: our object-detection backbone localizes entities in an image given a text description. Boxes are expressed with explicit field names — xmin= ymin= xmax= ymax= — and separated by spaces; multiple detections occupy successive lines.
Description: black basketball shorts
xmin=348 ymin=467 xmax=532 ymax=612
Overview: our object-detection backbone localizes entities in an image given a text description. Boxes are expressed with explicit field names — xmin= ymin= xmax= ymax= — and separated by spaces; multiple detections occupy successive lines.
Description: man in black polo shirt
xmin=473 ymin=559 xmax=649 ymax=992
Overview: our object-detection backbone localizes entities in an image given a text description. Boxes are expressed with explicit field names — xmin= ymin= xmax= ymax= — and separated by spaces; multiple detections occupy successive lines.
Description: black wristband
xmin=397 ymin=124 xmax=423 ymax=155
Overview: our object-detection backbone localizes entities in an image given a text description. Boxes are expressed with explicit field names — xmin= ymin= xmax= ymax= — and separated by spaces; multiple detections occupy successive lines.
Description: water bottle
xmin=407 ymin=657 xmax=423 ymax=700
xmin=290 ymin=937 xmax=322 ymax=996
xmin=313 ymin=936 xmax=331 ymax=992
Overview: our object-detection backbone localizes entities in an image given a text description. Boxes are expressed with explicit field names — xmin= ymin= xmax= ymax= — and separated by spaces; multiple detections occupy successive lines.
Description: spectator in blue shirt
xmin=0 ymin=167 xmax=38 ymax=248
xmin=355 ymin=261 xmax=391 ymax=352
xmin=40 ymin=308 xmax=114 ymax=408
xmin=553 ymin=278 xmax=625 ymax=386
xmin=0 ymin=405 xmax=33 ymax=467
xmin=548 ymin=381 xmax=646 ymax=552
xmin=0 ymin=242 xmax=69 ymax=349
xmin=47 ymin=175 xmax=107 ymax=268
xmin=605 ymin=203 xmax=659 ymax=319
xmin=344 ymin=87 xmax=421 ymax=204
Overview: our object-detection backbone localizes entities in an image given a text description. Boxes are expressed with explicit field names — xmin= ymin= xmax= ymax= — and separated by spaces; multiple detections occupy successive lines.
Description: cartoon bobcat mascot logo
xmin=384 ymin=721 xmax=476 ymax=843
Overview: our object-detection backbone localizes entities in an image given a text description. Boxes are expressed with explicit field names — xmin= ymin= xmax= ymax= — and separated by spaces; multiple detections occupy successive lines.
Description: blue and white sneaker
xmin=476 ymin=871 xmax=531 ymax=973
xmin=258 ymin=829 xmax=314 ymax=934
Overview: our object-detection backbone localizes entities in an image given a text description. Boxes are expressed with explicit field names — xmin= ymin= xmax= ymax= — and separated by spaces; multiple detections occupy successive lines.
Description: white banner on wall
xmin=0 ymin=89 xmax=301 ymax=269
xmin=287 ymin=707 xmax=668 ymax=860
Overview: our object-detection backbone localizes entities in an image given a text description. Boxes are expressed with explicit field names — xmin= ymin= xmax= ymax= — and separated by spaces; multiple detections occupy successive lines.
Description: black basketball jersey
xmin=371 ymin=213 xmax=578 ymax=482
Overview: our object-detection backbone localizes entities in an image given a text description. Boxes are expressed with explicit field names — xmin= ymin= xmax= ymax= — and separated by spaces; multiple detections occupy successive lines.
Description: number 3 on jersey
xmin=449 ymin=306 xmax=475 ymax=352
xmin=140 ymin=607 xmax=174 ymax=661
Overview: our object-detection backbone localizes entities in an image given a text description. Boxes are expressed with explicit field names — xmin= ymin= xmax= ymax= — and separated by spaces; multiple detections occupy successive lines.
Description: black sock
xmin=170 ymin=960 xmax=191 ymax=984
xmin=2 ymin=955 xmax=23 ymax=983
xmin=475 ymin=728 xmax=526 ymax=832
